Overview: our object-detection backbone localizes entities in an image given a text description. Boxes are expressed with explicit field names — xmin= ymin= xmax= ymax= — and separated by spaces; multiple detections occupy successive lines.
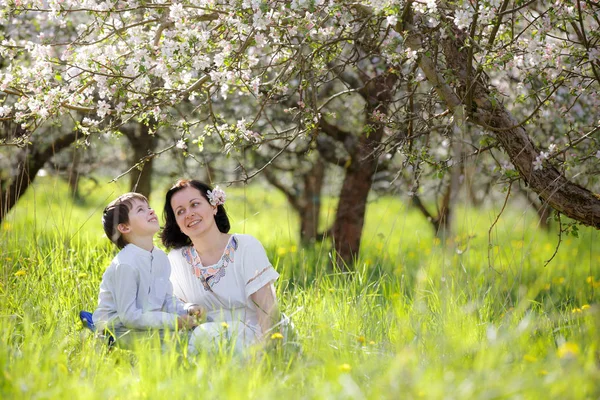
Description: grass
xmin=1 ymin=175 xmax=599 ymax=399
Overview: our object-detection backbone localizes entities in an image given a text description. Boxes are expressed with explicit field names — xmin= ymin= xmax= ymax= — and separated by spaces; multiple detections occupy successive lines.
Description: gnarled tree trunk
xmin=404 ymin=22 xmax=600 ymax=229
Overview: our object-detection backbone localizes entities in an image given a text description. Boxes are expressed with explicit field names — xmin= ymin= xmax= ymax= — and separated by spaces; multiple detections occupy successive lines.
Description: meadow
xmin=1 ymin=176 xmax=598 ymax=399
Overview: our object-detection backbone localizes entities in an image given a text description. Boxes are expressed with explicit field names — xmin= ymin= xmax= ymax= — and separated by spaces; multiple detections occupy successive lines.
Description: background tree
xmin=2 ymin=0 xmax=599 ymax=266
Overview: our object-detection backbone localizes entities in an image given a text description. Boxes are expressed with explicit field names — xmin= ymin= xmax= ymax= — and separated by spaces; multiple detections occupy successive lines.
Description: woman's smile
xmin=171 ymin=186 xmax=217 ymax=238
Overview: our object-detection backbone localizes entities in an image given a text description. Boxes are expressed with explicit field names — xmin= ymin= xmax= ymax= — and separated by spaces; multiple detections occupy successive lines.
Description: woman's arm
xmin=250 ymin=282 xmax=280 ymax=340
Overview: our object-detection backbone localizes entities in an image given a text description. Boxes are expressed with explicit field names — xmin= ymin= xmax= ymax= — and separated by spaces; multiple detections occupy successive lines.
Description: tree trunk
xmin=299 ymin=158 xmax=325 ymax=244
xmin=124 ymin=123 xmax=158 ymax=199
xmin=0 ymin=131 xmax=79 ymax=224
xmin=331 ymin=116 xmax=387 ymax=268
xmin=67 ymin=147 xmax=82 ymax=201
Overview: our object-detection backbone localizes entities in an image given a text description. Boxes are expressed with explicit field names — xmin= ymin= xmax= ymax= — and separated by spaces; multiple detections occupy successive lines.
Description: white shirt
xmin=93 ymin=244 xmax=188 ymax=332
xmin=168 ymin=234 xmax=279 ymax=344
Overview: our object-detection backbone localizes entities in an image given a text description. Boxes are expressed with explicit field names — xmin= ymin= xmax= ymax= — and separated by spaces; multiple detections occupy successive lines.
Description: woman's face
xmin=170 ymin=186 xmax=217 ymax=239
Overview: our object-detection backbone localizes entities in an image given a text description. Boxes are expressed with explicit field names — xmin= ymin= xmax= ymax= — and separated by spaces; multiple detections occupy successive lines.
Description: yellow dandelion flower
xmin=270 ymin=332 xmax=284 ymax=340
xmin=276 ymin=247 xmax=287 ymax=256
xmin=78 ymin=273 xmax=88 ymax=279
xmin=14 ymin=270 xmax=26 ymax=277
xmin=221 ymin=322 xmax=229 ymax=329
xmin=572 ymin=308 xmax=582 ymax=313
xmin=357 ymin=336 xmax=365 ymax=344
xmin=523 ymin=354 xmax=537 ymax=362
xmin=369 ymin=341 xmax=375 ymax=345
xmin=581 ymin=304 xmax=591 ymax=311
xmin=557 ymin=342 xmax=580 ymax=359
xmin=433 ymin=238 xmax=441 ymax=246
xmin=339 ymin=363 xmax=352 ymax=372
xmin=539 ymin=369 xmax=548 ymax=376
xmin=586 ymin=276 xmax=595 ymax=284
xmin=290 ymin=245 xmax=297 ymax=253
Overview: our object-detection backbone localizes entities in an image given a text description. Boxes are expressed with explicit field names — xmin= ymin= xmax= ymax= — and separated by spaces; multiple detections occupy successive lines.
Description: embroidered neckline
xmin=182 ymin=235 xmax=238 ymax=291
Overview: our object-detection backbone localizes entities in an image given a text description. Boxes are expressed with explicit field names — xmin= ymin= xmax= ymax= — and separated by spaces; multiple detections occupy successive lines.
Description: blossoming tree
xmin=1 ymin=0 xmax=599 ymax=264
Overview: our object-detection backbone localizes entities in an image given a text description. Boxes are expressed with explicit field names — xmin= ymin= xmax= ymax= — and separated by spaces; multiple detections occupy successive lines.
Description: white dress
xmin=168 ymin=234 xmax=279 ymax=352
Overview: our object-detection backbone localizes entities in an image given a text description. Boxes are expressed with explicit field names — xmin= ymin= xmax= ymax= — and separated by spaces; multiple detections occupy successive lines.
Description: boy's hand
xmin=187 ymin=304 xmax=206 ymax=319
xmin=177 ymin=314 xmax=199 ymax=330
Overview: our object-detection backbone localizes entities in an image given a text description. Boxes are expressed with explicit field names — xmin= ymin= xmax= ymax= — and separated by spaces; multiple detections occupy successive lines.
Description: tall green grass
xmin=1 ymin=176 xmax=598 ymax=399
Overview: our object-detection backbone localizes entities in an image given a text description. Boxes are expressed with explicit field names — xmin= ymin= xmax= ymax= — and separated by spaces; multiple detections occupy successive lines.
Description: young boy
xmin=93 ymin=192 xmax=201 ymax=348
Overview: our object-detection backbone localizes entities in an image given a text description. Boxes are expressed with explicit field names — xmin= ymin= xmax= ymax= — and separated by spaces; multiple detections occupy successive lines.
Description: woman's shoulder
xmin=231 ymin=234 xmax=264 ymax=248
xmin=167 ymin=246 xmax=192 ymax=260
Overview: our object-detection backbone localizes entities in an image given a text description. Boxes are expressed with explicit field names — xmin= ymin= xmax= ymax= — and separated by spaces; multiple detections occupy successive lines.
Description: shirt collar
xmin=123 ymin=243 xmax=155 ymax=258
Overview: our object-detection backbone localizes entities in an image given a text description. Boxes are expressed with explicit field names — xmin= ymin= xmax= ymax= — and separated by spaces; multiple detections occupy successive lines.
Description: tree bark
xmin=0 ymin=131 xmax=79 ymax=224
xmin=299 ymin=158 xmax=325 ymax=244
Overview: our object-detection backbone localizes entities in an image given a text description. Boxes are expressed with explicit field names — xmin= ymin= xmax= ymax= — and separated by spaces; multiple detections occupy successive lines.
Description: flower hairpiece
xmin=207 ymin=186 xmax=226 ymax=206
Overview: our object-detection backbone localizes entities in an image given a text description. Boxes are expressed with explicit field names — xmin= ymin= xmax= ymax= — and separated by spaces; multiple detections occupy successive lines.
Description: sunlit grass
xmin=1 ymin=176 xmax=599 ymax=399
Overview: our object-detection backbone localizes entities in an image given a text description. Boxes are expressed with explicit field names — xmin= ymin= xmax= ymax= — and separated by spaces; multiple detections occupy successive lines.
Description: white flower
xmin=207 ymin=186 xmax=226 ymax=206
xmin=386 ymin=15 xmax=398 ymax=27
xmin=405 ymin=48 xmax=418 ymax=62
xmin=176 ymin=139 xmax=187 ymax=150
xmin=454 ymin=9 xmax=472 ymax=30
xmin=97 ymin=100 xmax=110 ymax=118
xmin=426 ymin=0 xmax=437 ymax=13
xmin=0 ymin=105 xmax=10 ymax=117
xmin=533 ymin=156 xmax=543 ymax=171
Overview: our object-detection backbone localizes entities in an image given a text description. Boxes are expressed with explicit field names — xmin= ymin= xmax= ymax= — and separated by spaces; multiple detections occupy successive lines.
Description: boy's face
xmin=118 ymin=198 xmax=160 ymax=238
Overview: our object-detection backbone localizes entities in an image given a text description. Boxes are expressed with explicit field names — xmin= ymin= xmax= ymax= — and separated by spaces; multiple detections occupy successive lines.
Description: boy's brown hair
xmin=102 ymin=192 xmax=149 ymax=249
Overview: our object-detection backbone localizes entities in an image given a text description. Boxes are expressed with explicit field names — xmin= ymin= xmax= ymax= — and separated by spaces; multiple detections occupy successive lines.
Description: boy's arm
xmin=113 ymin=264 xmax=179 ymax=330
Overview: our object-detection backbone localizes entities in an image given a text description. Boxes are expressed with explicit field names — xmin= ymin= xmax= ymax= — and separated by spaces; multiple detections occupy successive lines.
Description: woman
xmin=161 ymin=179 xmax=281 ymax=353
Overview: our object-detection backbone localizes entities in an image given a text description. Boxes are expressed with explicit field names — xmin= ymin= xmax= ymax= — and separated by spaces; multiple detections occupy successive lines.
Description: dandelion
xmin=221 ymin=322 xmax=229 ymax=329
xmin=523 ymin=354 xmax=537 ymax=362
xmin=78 ymin=273 xmax=88 ymax=279
xmin=339 ymin=363 xmax=352 ymax=372
xmin=270 ymin=332 xmax=284 ymax=340
xmin=14 ymin=270 xmax=26 ymax=277
xmin=369 ymin=341 xmax=376 ymax=345
xmin=357 ymin=336 xmax=366 ymax=344
xmin=586 ymin=276 xmax=595 ymax=284
xmin=557 ymin=342 xmax=580 ymax=359
xmin=581 ymin=304 xmax=591 ymax=311
xmin=277 ymin=247 xmax=287 ymax=256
